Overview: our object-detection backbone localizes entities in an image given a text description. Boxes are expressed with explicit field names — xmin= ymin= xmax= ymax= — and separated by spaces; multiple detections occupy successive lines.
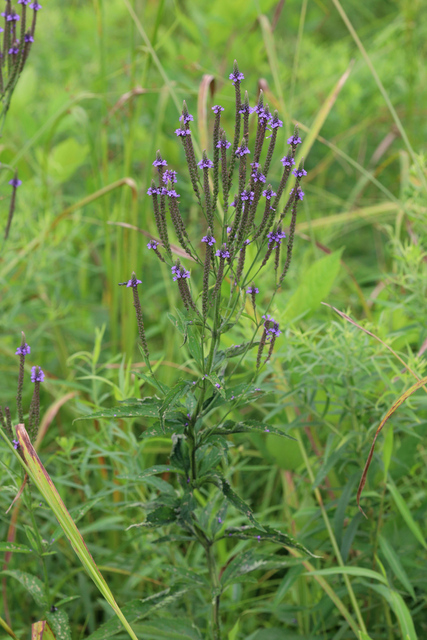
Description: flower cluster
xmin=171 ymin=265 xmax=190 ymax=280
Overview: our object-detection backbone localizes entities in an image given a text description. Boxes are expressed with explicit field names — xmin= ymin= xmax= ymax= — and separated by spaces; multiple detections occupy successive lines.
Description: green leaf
xmin=223 ymin=524 xmax=315 ymax=557
xmin=118 ymin=465 xmax=183 ymax=481
xmin=170 ymin=435 xmax=191 ymax=475
xmin=74 ymin=400 xmax=161 ymax=422
xmin=382 ymin=424 xmax=394 ymax=481
xmin=130 ymin=506 xmax=178 ymax=529
xmin=285 ymin=249 xmax=343 ymax=320
xmin=187 ymin=325 xmax=203 ymax=367
xmin=368 ymin=583 xmax=418 ymax=640
xmin=2 ymin=570 xmax=47 ymax=608
xmin=208 ymin=475 xmax=262 ymax=529
xmin=205 ymin=373 xmax=226 ymax=398
xmin=159 ymin=381 xmax=190 ymax=431
xmin=140 ymin=423 xmax=179 ymax=440
xmin=359 ymin=633 xmax=375 ymax=640
xmin=127 ymin=619 xmax=202 ymax=639
xmin=223 ymin=341 xmax=260 ymax=358
xmin=312 ymin=438 xmax=352 ymax=489
xmin=85 ymin=586 xmax=192 ymax=640
xmin=306 ymin=566 xmax=388 ymax=585
xmin=48 ymin=138 xmax=89 ymax=183
xmin=378 ymin=535 xmax=416 ymax=599
xmin=220 ymin=549 xmax=293 ymax=587
xmin=46 ymin=608 xmax=72 ymax=640
xmin=387 ymin=480 xmax=427 ymax=549
xmin=212 ymin=420 xmax=295 ymax=440
xmin=31 ymin=621 xmax=57 ymax=640
xmin=0 ymin=542 xmax=32 ymax=554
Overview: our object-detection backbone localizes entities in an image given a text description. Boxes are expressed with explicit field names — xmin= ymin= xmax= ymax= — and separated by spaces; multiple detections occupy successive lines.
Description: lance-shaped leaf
xmin=74 ymin=399 xmax=162 ymax=422
xmin=159 ymin=381 xmax=190 ymax=431
xmin=222 ymin=524 xmax=315 ymax=557
xmin=220 ymin=549 xmax=297 ymax=587
xmin=15 ymin=425 xmax=138 ymax=640
xmin=206 ymin=474 xmax=264 ymax=530
xmin=118 ymin=465 xmax=183 ymax=481
xmin=211 ymin=419 xmax=295 ymax=440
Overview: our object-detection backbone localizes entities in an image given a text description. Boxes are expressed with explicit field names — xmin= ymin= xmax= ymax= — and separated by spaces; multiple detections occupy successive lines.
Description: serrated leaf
xmin=223 ymin=341 xmax=260 ymax=358
xmin=130 ymin=506 xmax=177 ymax=529
xmin=207 ymin=475 xmax=262 ymax=529
xmin=2 ymin=570 xmax=47 ymax=608
xmin=0 ymin=542 xmax=32 ymax=554
xmin=212 ymin=420 xmax=295 ymax=440
xmin=140 ymin=423 xmax=179 ymax=440
xmin=176 ymin=489 xmax=197 ymax=528
xmin=118 ymin=465 xmax=183 ymax=481
xmin=85 ymin=586 xmax=192 ymax=640
xmin=170 ymin=435 xmax=191 ymax=476
xmin=205 ymin=373 xmax=226 ymax=398
xmin=223 ymin=525 xmax=315 ymax=557
xmin=220 ymin=549 xmax=293 ymax=587
xmin=160 ymin=381 xmax=190 ymax=431
xmin=74 ymin=400 xmax=161 ymax=422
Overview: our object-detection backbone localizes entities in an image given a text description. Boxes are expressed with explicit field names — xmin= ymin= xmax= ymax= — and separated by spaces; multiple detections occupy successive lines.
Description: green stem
xmin=206 ymin=544 xmax=221 ymax=640
xmin=26 ymin=484 xmax=51 ymax=611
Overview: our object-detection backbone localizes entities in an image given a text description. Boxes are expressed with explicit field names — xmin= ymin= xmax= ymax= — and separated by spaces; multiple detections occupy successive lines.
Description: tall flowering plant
xmin=81 ymin=62 xmax=311 ymax=638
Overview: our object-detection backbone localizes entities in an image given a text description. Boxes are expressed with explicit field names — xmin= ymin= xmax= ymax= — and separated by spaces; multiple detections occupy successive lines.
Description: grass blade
xmin=386 ymin=481 xmax=427 ymax=550
xmin=378 ymin=535 xmax=416 ymax=598
xmin=15 ymin=424 xmax=138 ymax=640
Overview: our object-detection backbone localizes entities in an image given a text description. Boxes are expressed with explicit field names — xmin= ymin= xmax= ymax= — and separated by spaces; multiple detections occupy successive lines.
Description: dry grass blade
xmin=297 ymin=202 xmax=398 ymax=232
xmin=321 ymin=303 xmax=427 ymax=393
xmin=357 ymin=375 xmax=427 ymax=517
xmin=31 ymin=621 xmax=55 ymax=640
xmin=198 ymin=74 xmax=215 ymax=152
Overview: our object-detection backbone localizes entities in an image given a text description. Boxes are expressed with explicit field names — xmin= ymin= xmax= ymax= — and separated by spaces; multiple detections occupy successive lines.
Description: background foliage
xmin=1 ymin=0 xmax=427 ymax=638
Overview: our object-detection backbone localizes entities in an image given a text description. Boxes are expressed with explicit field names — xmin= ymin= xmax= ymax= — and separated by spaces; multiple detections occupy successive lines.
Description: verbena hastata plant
xmin=1 ymin=0 xmax=42 ymax=241
xmin=80 ymin=61 xmax=309 ymax=637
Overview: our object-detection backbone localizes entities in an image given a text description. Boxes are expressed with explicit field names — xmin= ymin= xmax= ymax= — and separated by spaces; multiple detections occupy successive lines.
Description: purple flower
xmin=164 ymin=187 xmax=180 ymax=198
xmin=292 ymin=167 xmax=307 ymax=178
xmin=16 ymin=343 xmax=31 ymax=356
xmin=171 ymin=265 xmax=190 ymax=280
xmin=147 ymin=186 xmax=159 ymax=196
xmin=201 ymin=235 xmax=216 ymax=246
xmin=216 ymin=138 xmax=231 ymax=149
xmin=18 ymin=0 xmax=31 ymax=4
xmin=215 ymin=383 xmax=221 ymax=389
xmin=8 ymin=46 xmax=19 ymax=55
xmin=215 ymin=245 xmax=230 ymax=259
xmin=287 ymin=134 xmax=302 ymax=146
xmin=175 ymin=127 xmax=191 ymax=137
xmin=162 ymin=169 xmax=177 ymax=184
xmin=281 ymin=155 xmax=295 ymax=168
xmin=270 ymin=322 xmax=281 ymax=337
xmin=250 ymin=162 xmax=266 ymax=183
xmin=31 ymin=366 xmax=45 ymax=383
xmin=226 ymin=226 xmax=232 ymax=234
xmin=29 ymin=2 xmax=42 ymax=9
xmin=247 ymin=286 xmax=259 ymax=294
xmin=24 ymin=33 xmax=34 ymax=43
xmin=125 ymin=278 xmax=142 ymax=287
xmin=153 ymin=156 xmax=167 ymax=168
xmin=251 ymin=105 xmax=270 ymax=124
xmin=12 ymin=440 xmax=19 ymax=450
xmin=229 ymin=70 xmax=245 ymax=85
xmin=290 ymin=187 xmax=305 ymax=201
xmin=180 ymin=112 xmax=194 ymax=125
xmin=9 ymin=178 xmax=22 ymax=188
xmin=218 ymin=517 xmax=222 ymax=523
xmin=262 ymin=187 xmax=277 ymax=200
xmin=239 ymin=103 xmax=251 ymax=115
xmin=6 ymin=12 xmax=20 ymax=21
xmin=147 ymin=241 xmax=159 ymax=250
xmin=212 ymin=105 xmax=224 ymax=114
xmin=243 ymin=239 xmax=251 ymax=245
xmin=235 ymin=145 xmax=250 ymax=157
xmin=241 ymin=190 xmax=254 ymax=202
xmin=267 ymin=230 xmax=286 ymax=245
xmin=269 ymin=115 xmax=283 ymax=129
xmin=198 ymin=157 xmax=214 ymax=169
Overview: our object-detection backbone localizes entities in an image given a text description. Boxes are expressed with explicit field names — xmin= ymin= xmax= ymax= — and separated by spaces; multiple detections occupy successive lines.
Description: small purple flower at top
xmin=18 ymin=0 xmax=31 ymax=4
xmin=9 ymin=46 xmax=19 ymax=55
xmin=287 ymin=134 xmax=302 ymax=146
xmin=247 ymin=285 xmax=259 ymax=294
xmin=162 ymin=169 xmax=177 ymax=184
xmin=9 ymin=178 xmax=22 ymax=188
xmin=235 ymin=144 xmax=250 ymax=157
xmin=252 ymin=105 xmax=270 ymax=125
xmin=24 ymin=33 xmax=34 ymax=43
xmin=215 ymin=383 xmax=221 ymax=389
xmin=124 ymin=278 xmax=142 ymax=287
xmin=269 ymin=114 xmax=283 ymax=129
xmin=262 ymin=313 xmax=275 ymax=324
xmin=201 ymin=234 xmax=216 ymax=246
xmin=180 ymin=112 xmax=194 ymax=125
xmin=229 ymin=69 xmax=244 ymax=85
xmin=175 ymin=127 xmax=191 ymax=137
xmin=31 ymin=366 xmax=45 ymax=383
xmin=147 ymin=240 xmax=159 ymax=250
xmin=238 ymin=102 xmax=251 ymax=115
xmin=216 ymin=245 xmax=230 ymax=259
xmin=16 ymin=343 xmax=31 ymax=356
xmin=6 ymin=12 xmax=20 ymax=21
xmin=146 ymin=185 xmax=159 ymax=196
xmin=226 ymin=226 xmax=232 ymax=234
xmin=218 ymin=517 xmax=222 ymax=523
xmin=198 ymin=157 xmax=214 ymax=170
xmin=292 ymin=167 xmax=307 ymax=178
xmin=12 ymin=440 xmax=19 ymax=450
xmin=241 ymin=190 xmax=254 ymax=202
xmin=243 ymin=239 xmax=251 ymax=246
xmin=171 ymin=265 xmax=190 ymax=280
xmin=212 ymin=105 xmax=224 ymax=114
xmin=153 ymin=156 xmax=167 ymax=168
xmin=29 ymin=2 xmax=42 ymax=9
xmin=251 ymin=162 xmax=266 ymax=183
xmin=262 ymin=187 xmax=277 ymax=200
xmin=281 ymin=154 xmax=295 ymax=168
xmin=290 ymin=187 xmax=305 ymax=201
xmin=267 ymin=229 xmax=286 ymax=245
xmin=216 ymin=138 xmax=231 ymax=150
xmin=270 ymin=322 xmax=281 ymax=337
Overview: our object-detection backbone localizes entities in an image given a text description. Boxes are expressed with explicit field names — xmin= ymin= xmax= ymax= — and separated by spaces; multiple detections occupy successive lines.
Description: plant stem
xmin=206 ymin=544 xmax=221 ymax=640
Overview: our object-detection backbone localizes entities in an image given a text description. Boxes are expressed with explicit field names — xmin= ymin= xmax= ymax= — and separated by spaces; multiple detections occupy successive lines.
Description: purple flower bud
xmin=246 ymin=286 xmax=259 ymax=294
xmin=164 ymin=187 xmax=180 ymax=198
xmin=216 ymin=138 xmax=231 ymax=149
xmin=212 ymin=105 xmax=224 ymax=114
xmin=229 ymin=70 xmax=245 ymax=85
xmin=269 ymin=115 xmax=283 ymax=129
xmin=12 ymin=439 xmax=19 ymax=449
xmin=8 ymin=46 xmax=20 ymax=55
xmin=281 ymin=155 xmax=295 ymax=168
xmin=241 ymin=190 xmax=254 ymax=202
xmin=226 ymin=226 xmax=232 ymax=233
xmin=238 ymin=103 xmax=251 ymax=115
xmin=180 ymin=112 xmax=194 ymax=125
xmin=292 ymin=168 xmax=307 ymax=178
xmin=215 ymin=383 xmax=221 ymax=389
xmin=16 ymin=343 xmax=31 ymax=356
xmin=31 ymin=366 xmax=45 ymax=383
xmin=24 ymin=33 xmax=34 ymax=42
xmin=250 ymin=162 xmax=266 ymax=183
xmin=171 ymin=265 xmax=190 ymax=280
xmin=18 ymin=0 xmax=31 ymax=4
xmin=197 ymin=157 xmax=214 ymax=169
xmin=147 ymin=186 xmax=159 ymax=196
xmin=215 ymin=245 xmax=230 ymax=259
xmin=243 ymin=239 xmax=251 ymax=246
xmin=152 ymin=156 xmax=167 ymax=168
xmin=201 ymin=235 xmax=216 ymax=246
xmin=267 ymin=230 xmax=286 ymax=245
xmin=29 ymin=2 xmax=42 ymax=9
xmin=6 ymin=12 xmax=20 ymax=21
xmin=162 ymin=169 xmax=177 ymax=184
xmin=290 ymin=187 xmax=305 ymax=201
xmin=175 ymin=127 xmax=191 ymax=137
xmin=235 ymin=145 xmax=250 ymax=157
xmin=9 ymin=178 xmax=22 ymax=188
xmin=262 ymin=187 xmax=277 ymax=200
xmin=287 ymin=134 xmax=302 ymax=146
xmin=147 ymin=241 xmax=159 ymax=250
xmin=218 ymin=517 xmax=222 ymax=523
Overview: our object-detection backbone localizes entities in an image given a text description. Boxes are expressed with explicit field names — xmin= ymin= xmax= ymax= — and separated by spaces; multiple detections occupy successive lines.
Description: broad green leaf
xmin=86 ymin=586 xmax=192 ymax=640
xmin=187 ymin=325 xmax=203 ymax=367
xmin=368 ymin=583 xmax=418 ymax=640
xmin=0 ymin=542 xmax=32 ymax=554
xmin=14 ymin=425 xmax=138 ymax=640
xmin=306 ymin=566 xmax=388 ymax=585
xmin=285 ymin=249 xmax=343 ymax=320
xmin=32 ymin=621 xmax=56 ymax=640
xmin=223 ymin=341 xmax=260 ymax=358
xmin=140 ymin=423 xmax=179 ymax=439
xmin=74 ymin=400 xmax=161 ymax=422
xmin=130 ymin=506 xmax=178 ymax=529
xmin=228 ymin=618 xmax=240 ymax=640
xmin=170 ymin=434 xmax=191 ymax=475
xmin=46 ymin=608 xmax=72 ymax=640
xmin=48 ymin=138 xmax=89 ymax=183
xmin=378 ymin=535 xmax=415 ymax=599
xmin=2 ymin=570 xmax=47 ymax=608
xmin=387 ymin=480 xmax=427 ymax=549
xmin=220 ymin=549 xmax=293 ymax=587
